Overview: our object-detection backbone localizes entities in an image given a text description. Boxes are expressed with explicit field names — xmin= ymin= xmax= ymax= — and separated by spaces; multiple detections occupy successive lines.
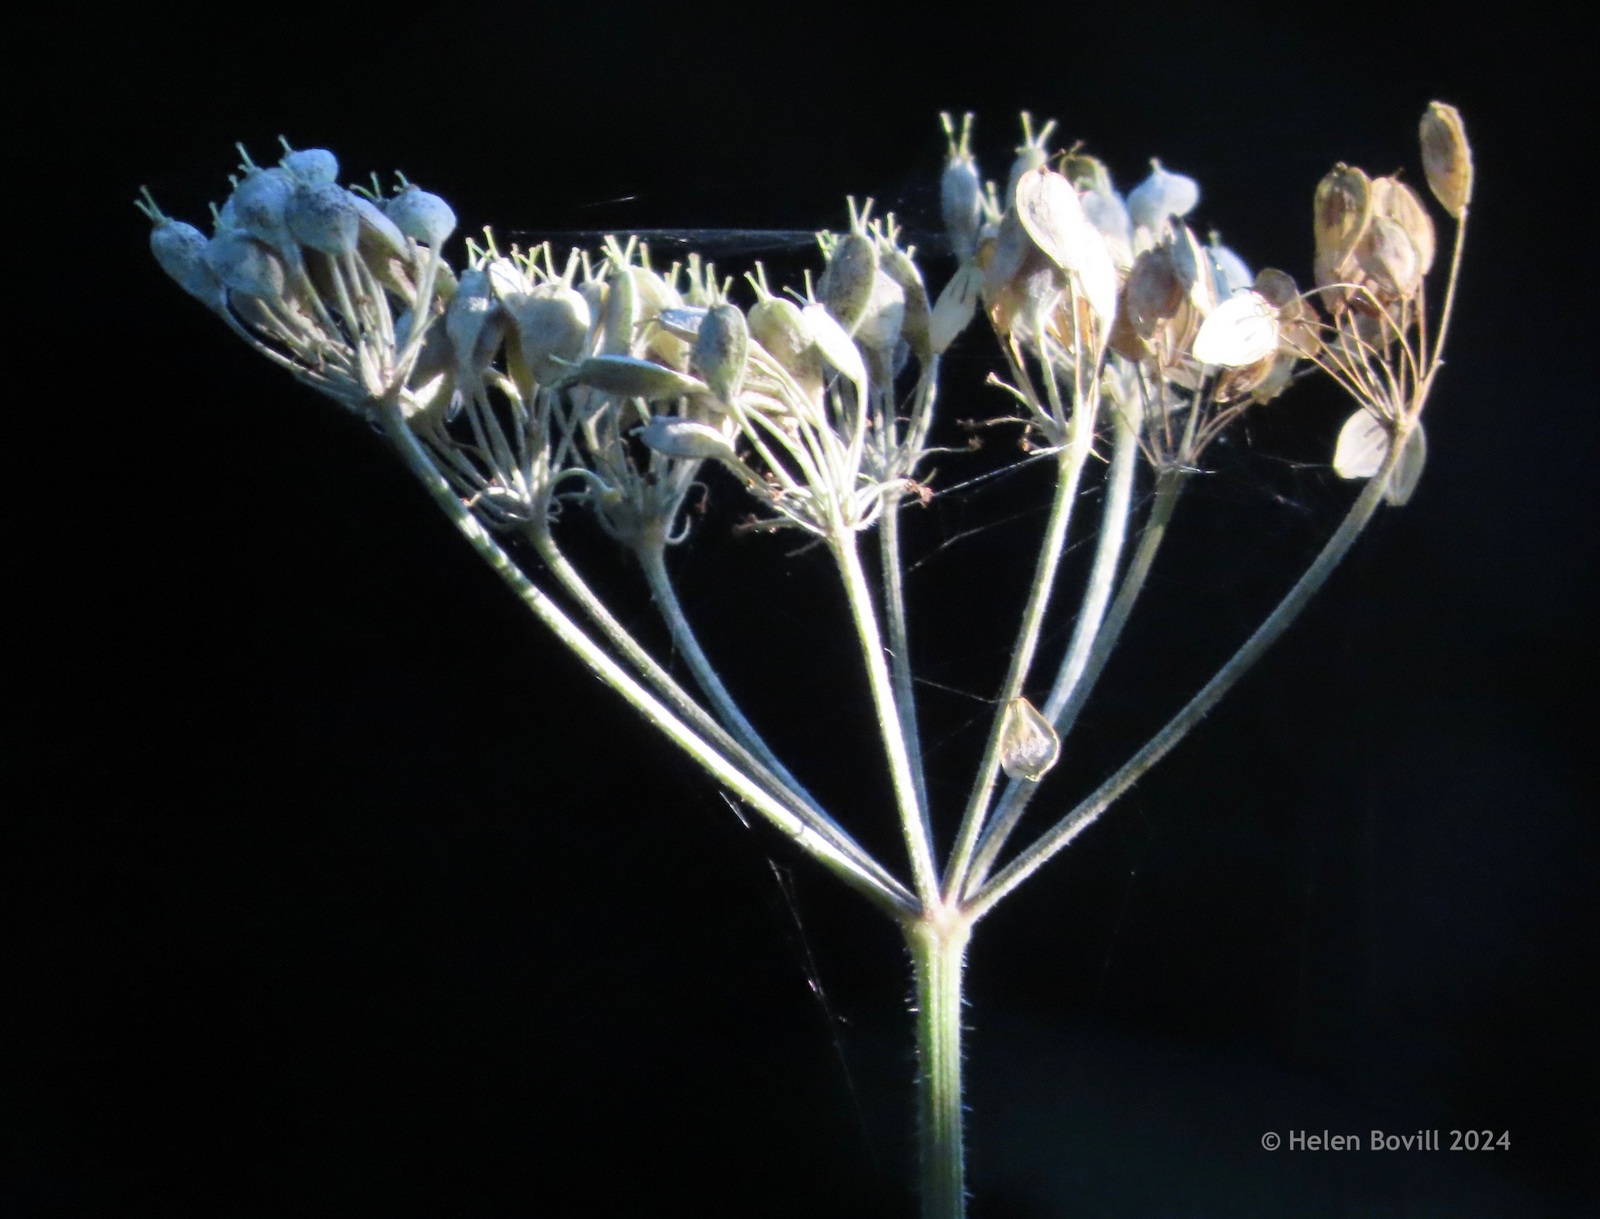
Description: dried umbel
xmin=139 ymin=104 xmax=1469 ymax=1219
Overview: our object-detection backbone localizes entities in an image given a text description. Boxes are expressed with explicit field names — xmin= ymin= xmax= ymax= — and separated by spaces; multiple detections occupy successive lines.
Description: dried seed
xmin=999 ymin=697 xmax=1060 ymax=782
xmin=1419 ymin=102 xmax=1472 ymax=218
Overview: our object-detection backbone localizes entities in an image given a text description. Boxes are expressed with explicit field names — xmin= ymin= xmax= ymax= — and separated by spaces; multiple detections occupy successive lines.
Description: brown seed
xmin=1356 ymin=216 xmax=1423 ymax=301
xmin=1313 ymin=164 xmax=1372 ymax=292
xmin=1371 ymin=176 xmax=1436 ymax=275
xmin=1125 ymin=247 xmax=1183 ymax=337
xmin=1419 ymin=102 xmax=1473 ymax=219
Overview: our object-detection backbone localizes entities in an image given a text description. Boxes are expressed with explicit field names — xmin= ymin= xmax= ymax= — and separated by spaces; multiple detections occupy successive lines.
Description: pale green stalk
xmin=831 ymin=530 xmax=940 ymax=906
xmin=880 ymin=488 xmax=930 ymax=816
xmin=908 ymin=909 xmax=972 ymax=1219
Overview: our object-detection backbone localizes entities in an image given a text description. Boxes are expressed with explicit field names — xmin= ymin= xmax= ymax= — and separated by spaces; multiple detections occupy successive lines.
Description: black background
xmin=7 ymin=3 xmax=1596 ymax=1216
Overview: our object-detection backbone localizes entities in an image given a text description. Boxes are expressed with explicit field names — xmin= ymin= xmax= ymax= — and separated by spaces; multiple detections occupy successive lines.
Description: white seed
xmin=385 ymin=185 xmax=456 ymax=247
xmin=1333 ymin=408 xmax=1391 ymax=479
xmin=1192 ymin=291 xmax=1280 ymax=367
xmin=1207 ymin=239 xmax=1254 ymax=297
xmin=229 ymin=167 xmax=295 ymax=247
xmin=801 ymin=303 xmax=867 ymax=397
xmin=929 ymin=262 xmax=983 ymax=354
xmin=635 ymin=417 xmax=738 ymax=462
xmin=570 ymin=355 xmax=708 ymax=400
xmin=205 ymin=230 xmax=286 ymax=299
xmin=286 ymin=181 xmax=361 ymax=255
xmin=279 ymin=146 xmax=339 ymax=184
xmin=690 ymin=304 xmax=750 ymax=406
xmin=150 ymin=218 xmax=225 ymax=311
xmin=351 ymin=194 xmax=408 ymax=260
xmin=1127 ymin=160 xmax=1200 ymax=232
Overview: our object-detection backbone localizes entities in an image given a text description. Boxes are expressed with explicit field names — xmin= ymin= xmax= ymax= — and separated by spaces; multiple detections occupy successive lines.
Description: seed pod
xmin=508 ymin=283 xmax=591 ymax=385
xmin=149 ymin=217 xmax=226 ymax=312
xmin=286 ymin=181 xmax=361 ymax=256
xmin=599 ymin=261 xmax=637 ymax=357
xmin=928 ymin=262 xmax=982 ymax=355
xmin=853 ymin=268 xmax=906 ymax=353
xmin=939 ymin=112 xmax=983 ymax=263
xmin=878 ymin=242 xmax=931 ymax=364
xmin=385 ymin=185 xmax=456 ymax=247
xmin=205 ymin=229 xmax=286 ymax=299
xmin=229 ymin=167 xmax=296 ymax=248
xmin=1253 ymin=268 xmax=1321 ymax=358
xmin=1014 ymin=169 xmax=1088 ymax=275
xmin=690 ymin=303 xmax=750 ymax=406
xmin=656 ymin=306 xmax=708 ymax=343
xmin=1419 ymin=102 xmax=1472 ymax=219
xmin=1313 ymin=164 xmax=1372 ymax=292
xmin=1207 ymin=236 xmax=1253 ymax=298
xmin=445 ymin=267 xmax=506 ymax=382
xmin=279 ymin=146 xmax=339 ymax=184
xmin=1333 ymin=407 xmax=1390 ymax=479
xmin=1062 ymin=151 xmax=1112 ymax=195
xmin=981 ymin=207 xmax=1032 ymax=307
xmin=1355 ymin=216 xmax=1422 ymax=300
xmin=1192 ymin=291 xmax=1280 ymax=367
xmin=351 ymin=194 xmax=408 ymax=260
xmin=1125 ymin=246 xmax=1184 ymax=337
xmin=749 ymin=295 xmax=815 ymax=368
xmin=1004 ymin=113 xmax=1056 ymax=211
xmin=801 ymin=302 xmax=867 ymax=398
xmin=1168 ymin=224 xmax=1216 ymax=317
xmin=999 ymin=697 xmax=1060 ymax=782
xmin=1370 ymin=176 xmax=1436 ymax=275
xmin=485 ymin=257 xmax=528 ymax=304
xmin=1126 ymin=159 xmax=1200 ymax=232
xmin=635 ymin=416 xmax=738 ymax=463
xmin=569 ymin=355 xmax=708 ymax=400
xmin=819 ymin=230 xmax=878 ymax=332
xmin=1081 ymin=187 xmax=1134 ymax=270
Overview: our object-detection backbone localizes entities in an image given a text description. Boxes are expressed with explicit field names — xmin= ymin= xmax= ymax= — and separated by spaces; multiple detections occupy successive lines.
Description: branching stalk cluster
xmin=140 ymin=104 xmax=1471 ymax=1218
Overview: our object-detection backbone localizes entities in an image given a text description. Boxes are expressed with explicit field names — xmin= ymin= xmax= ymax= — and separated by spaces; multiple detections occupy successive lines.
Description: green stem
xmin=832 ymin=531 xmax=941 ymax=907
xmin=880 ymin=490 xmax=930 ymax=816
xmin=966 ymin=429 xmax=1409 ymax=921
xmin=908 ymin=909 xmax=972 ymax=1219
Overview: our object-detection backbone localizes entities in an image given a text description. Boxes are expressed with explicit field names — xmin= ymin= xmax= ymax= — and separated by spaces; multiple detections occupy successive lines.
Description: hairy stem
xmin=909 ymin=909 xmax=972 ymax=1219
xmin=832 ymin=530 xmax=940 ymax=906
xmin=880 ymin=489 xmax=930 ymax=816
